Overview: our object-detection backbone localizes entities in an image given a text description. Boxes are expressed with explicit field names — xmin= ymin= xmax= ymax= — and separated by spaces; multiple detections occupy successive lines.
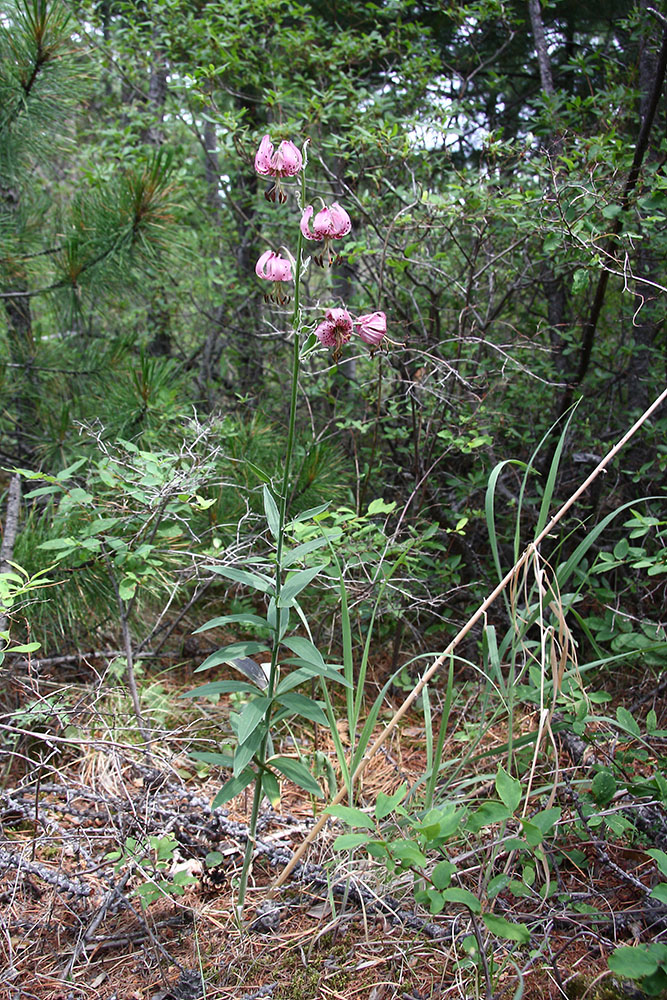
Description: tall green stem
xmin=236 ymin=169 xmax=306 ymax=920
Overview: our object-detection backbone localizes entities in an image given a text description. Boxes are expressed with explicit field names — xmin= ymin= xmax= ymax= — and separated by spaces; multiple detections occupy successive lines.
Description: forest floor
xmin=1 ymin=648 xmax=665 ymax=1000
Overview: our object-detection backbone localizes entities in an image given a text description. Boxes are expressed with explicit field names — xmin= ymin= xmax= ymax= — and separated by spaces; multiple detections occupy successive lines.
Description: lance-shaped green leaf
xmin=281 ymin=635 xmax=325 ymax=669
xmin=194 ymin=613 xmax=269 ymax=634
xmin=237 ymin=696 xmax=272 ymax=745
xmin=246 ymin=460 xmax=271 ymax=483
xmin=233 ymin=727 xmax=265 ymax=777
xmin=206 ymin=565 xmax=275 ymax=594
xmin=195 ymin=641 xmax=270 ymax=673
xmin=262 ymin=770 xmax=281 ymax=808
xmin=181 ymin=679 xmax=258 ymax=699
xmin=212 ymin=769 xmax=255 ymax=809
xmin=286 ymin=502 xmax=330 ymax=527
xmin=281 ymin=658 xmax=352 ymax=688
xmin=277 ymin=565 xmax=325 ymax=607
xmin=263 ymin=485 xmax=281 ymax=540
xmin=277 ymin=692 xmax=328 ymax=727
xmin=282 ymin=536 xmax=331 ymax=567
xmin=268 ymin=756 xmax=323 ymax=797
xmin=189 ymin=750 xmax=234 ymax=767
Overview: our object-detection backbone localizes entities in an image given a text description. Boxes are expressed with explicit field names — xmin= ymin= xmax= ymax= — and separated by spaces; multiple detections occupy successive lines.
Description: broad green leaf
xmin=439 ymin=887 xmax=481 ymax=913
xmin=647 ymin=849 xmax=667 ymax=877
xmin=482 ymin=913 xmax=531 ymax=943
xmin=415 ymin=888 xmax=445 ymax=914
xmin=195 ymin=641 xmax=270 ymax=673
xmin=56 ymin=458 xmax=88 ymax=480
xmin=277 ymin=565 xmax=325 ymax=607
xmin=263 ymin=485 xmax=281 ymax=540
xmin=367 ymin=498 xmax=396 ymax=515
xmin=326 ymin=804 xmax=375 ymax=830
xmin=520 ymin=820 xmax=543 ymax=847
xmin=275 ymin=667 xmax=316 ymax=695
xmin=269 ymin=756 xmax=323 ymax=797
xmin=592 ymin=770 xmax=617 ymax=805
xmin=496 ymin=765 xmax=522 ymax=813
xmin=211 ymin=770 xmax=255 ymax=809
xmin=650 ymin=884 xmax=667 ymax=904
xmin=608 ymin=946 xmax=658 ymax=979
xmin=277 ymin=692 xmax=328 ymax=727
xmin=119 ymin=578 xmax=137 ymax=601
xmin=333 ymin=833 xmax=372 ymax=851
xmin=5 ymin=641 xmax=41 ymax=654
xmin=375 ymin=783 xmax=408 ymax=820
xmin=391 ymin=840 xmax=428 ymax=868
xmin=417 ymin=804 xmax=463 ymax=842
xmin=194 ymin=613 xmax=268 ymax=633
xmin=531 ymin=808 xmax=561 ymax=835
xmin=37 ymin=538 xmax=78 ymax=551
xmin=85 ymin=517 xmax=122 ymax=535
xmin=207 ymin=565 xmax=275 ymax=594
xmin=431 ymin=860 xmax=456 ymax=889
xmin=616 ymin=707 xmax=641 ymax=738
xmin=24 ymin=485 xmax=62 ymax=498
xmin=488 ymin=874 xmax=511 ymax=898
xmin=466 ymin=800 xmax=511 ymax=833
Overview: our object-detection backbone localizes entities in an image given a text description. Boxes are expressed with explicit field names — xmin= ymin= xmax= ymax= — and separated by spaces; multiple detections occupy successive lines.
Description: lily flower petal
xmin=254 ymin=135 xmax=274 ymax=175
xmin=329 ymin=202 xmax=351 ymax=238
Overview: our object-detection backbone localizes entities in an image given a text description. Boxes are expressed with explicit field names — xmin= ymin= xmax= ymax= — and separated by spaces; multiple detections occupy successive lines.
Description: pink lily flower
xmin=355 ymin=311 xmax=387 ymax=349
xmin=300 ymin=202 xmax=351 ymax=240
xmin=314 ymin=307 xmax=354 ymax=361
xmin=256 ymin=249 xmax=292 ymax=282
xmin=254 ymin=134 xmax=303 ymax=203
xmin=300 ymin=201 xmax=352 ymax=266
xmin=256 ymin=249 xmax=293 ymax=304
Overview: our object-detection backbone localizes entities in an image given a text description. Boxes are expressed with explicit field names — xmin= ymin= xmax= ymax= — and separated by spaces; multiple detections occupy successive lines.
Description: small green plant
xmin=107 ymin=834 xmax=197 ymax=909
